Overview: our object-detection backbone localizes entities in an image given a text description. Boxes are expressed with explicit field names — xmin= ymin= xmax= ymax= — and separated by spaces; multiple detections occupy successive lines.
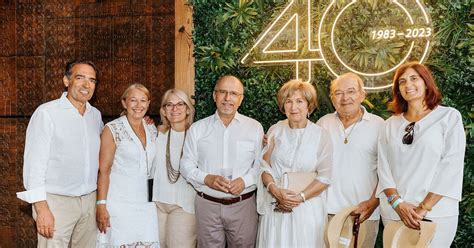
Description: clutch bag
xmin=282 ymin=172 xmax=317 ymax=193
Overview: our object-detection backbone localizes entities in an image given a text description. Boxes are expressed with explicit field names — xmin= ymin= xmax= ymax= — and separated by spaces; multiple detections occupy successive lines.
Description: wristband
xmin=387 ymin=194 xmax=399 ymax=203
xmin=266 ymin=182 xmax=275 ymax=192
xmin=299 ymin=192 xmax=306 ymax=202
xmin=96 ymin=200 xmax=107 ymax=205
xmin=391 ymin=198 xmax=404 ymax=209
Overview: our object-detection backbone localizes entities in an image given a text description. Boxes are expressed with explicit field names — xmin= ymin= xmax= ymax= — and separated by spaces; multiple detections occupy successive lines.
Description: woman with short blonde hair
xmin=96 ymin=83 xmax=159 ymax=247
xmin=257 ymin=79 xmax=332 ymax=247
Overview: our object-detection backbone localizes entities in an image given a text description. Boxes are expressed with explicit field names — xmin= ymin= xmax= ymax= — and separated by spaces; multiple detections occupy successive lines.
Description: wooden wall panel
xmin=0 ymin=0 xmax=180 ymax=246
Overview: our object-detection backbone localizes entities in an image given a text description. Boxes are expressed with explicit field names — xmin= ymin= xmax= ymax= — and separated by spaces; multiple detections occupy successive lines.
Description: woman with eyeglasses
xmin=96 ymin=84 xmax=159 ymax=247
xmin=377 ymin=62 xmax=466 ymax=246
xmin=152 ymin=89 xmax=197 ymax=248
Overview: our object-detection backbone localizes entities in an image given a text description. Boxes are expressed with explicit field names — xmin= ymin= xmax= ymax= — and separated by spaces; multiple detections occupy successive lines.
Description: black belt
xmin=197 ymin=191 xmax=255 ymax=205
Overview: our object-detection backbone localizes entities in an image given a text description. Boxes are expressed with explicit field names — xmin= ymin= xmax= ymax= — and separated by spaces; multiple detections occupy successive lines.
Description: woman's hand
xmin=394 ymin=202 xmax=422 ymax=229
xmin=414 ymin=207 xmax=428 ymax=220
xmin=96 ymin=205 xmax=110 ymax=233
xmin=269 ymin=185 xmax=301 ymax=210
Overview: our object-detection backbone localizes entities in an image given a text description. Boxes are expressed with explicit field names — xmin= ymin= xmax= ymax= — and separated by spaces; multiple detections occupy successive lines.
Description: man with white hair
xmin=318 ymin=72 xmax=384 ymax=248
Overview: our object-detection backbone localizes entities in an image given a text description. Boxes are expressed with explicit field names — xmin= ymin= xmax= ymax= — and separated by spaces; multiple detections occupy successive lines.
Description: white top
xmin=97 ymin=116 xmax=159 ymax=246
xmin=317 ymin=107 xmax=384 ymax=220
xmin=180 ymin=112 xmax=264 ymax=198
xmin=17 ymin=92 xmax=103 ymax=203
xmin=256 ymin=120 xmax=332 ymax=247
xmin=377 ymin=106 xmax=466 ymax=219
xmin=153 ymin=129 xmax=196 ymax=213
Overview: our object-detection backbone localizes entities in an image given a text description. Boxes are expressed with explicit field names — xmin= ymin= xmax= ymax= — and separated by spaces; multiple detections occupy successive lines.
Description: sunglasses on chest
xmin=402 ymin=122 xmax=416 ymax=145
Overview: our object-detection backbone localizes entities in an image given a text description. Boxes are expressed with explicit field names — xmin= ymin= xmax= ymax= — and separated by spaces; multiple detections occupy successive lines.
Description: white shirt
xmin=317 ymin=108 xmax=384 ymax=220
xmin=377 ymin=106 xmax=465 ymax=219
xmin=153 ymin=129 xmax=196 ymax=213
xmin=180 ymin=112 xmax=264 ymax=198
xmin=17 ymin=92 xmax=103 ymax=203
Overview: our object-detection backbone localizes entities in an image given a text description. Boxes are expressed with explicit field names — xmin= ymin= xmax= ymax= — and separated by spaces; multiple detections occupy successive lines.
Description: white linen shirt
xmin=377 ymin=106 xmax=465 ymax=219
xmin=153 ymin=129 xmax=196 ymax=213
xmin=317 ymin=108 xmax=384 ymax=220
xmin=180 ymin=112 xmax=264 ymax=198
xmin=17 ymin=92 xmax=103 ymax=203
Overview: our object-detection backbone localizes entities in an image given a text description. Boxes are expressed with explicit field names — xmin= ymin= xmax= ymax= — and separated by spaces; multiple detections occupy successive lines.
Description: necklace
xmin=339 ymin=110 xmax=363 ymax=144
xmin=166 ymin=129 xmax=187 ymax=184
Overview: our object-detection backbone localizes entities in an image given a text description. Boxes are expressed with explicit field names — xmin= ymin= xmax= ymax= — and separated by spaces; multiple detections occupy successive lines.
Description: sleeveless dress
xmin=97 ymin=116 xmax=160 ymax=247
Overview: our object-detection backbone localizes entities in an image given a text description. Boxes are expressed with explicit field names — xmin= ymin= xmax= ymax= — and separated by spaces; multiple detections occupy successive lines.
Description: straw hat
xmin=383 ymin=220 xmax=436 ymax=248
xmin=327 ymin=206 xmax=367 ymax=248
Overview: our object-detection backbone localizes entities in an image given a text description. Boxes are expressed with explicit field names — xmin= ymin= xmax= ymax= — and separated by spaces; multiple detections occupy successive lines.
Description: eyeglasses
xmin=402 ymin=122 xmax=416 ymax=145
xmin=332 ymin=89 xmax=358 ymax=99
xmin=164 ymin=101 xmax=186 ymax=111
xmin=214 ymin=89 xmax=243 ymax=98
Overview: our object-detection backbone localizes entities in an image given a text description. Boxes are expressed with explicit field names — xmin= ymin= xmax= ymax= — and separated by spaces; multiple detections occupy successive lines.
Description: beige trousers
xmin=326 ymin=214 xmax=380 ymax=248
xmin=156 ymin=202 xmax=197 ymax=248
xmin=33 ymin=192 xmax=97 ymax=248
xmin=195 ymin=194 xmax=258 ymax=248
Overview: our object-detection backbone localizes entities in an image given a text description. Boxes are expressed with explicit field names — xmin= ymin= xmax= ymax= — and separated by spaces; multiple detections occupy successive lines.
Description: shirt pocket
xmin=235 ymin=140 xmax=255 ymax=165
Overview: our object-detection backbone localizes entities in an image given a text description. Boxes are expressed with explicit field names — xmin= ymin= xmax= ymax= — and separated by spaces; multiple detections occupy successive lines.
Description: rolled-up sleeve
xmin=16 ymin=109 xmax=53 ymax=203
xmin=429 ymin=111 xmax=465 ymax=201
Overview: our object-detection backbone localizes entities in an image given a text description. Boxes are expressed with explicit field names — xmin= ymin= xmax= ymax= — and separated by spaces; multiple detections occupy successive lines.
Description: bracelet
xmin=96 ymin=200 xmax=107 ymax=205
xmin=419 ymin=202 xmax=432 ymax=211
xmin=266 ymin=182 xmax=275 ymax=192
xmin=391 ymin=198 xmax=404 ymax=209
xmin=299 ymin=192 xmax=306 ymax=202
xmin=387 ymin=194 xmax=399 ymax=204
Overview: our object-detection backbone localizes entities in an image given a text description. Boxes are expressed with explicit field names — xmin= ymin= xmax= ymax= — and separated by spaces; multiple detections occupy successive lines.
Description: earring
xmin=307 ymin=112 xmax=310 ymax=118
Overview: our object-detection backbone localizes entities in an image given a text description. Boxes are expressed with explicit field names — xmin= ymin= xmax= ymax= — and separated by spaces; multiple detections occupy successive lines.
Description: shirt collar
xmin=59 ymin=92 xmax=92 ymax=114
xmin=335 ymin=106 xmax=370 ymax=122
xmin=212 ymin=111 xmax=242 ymax=125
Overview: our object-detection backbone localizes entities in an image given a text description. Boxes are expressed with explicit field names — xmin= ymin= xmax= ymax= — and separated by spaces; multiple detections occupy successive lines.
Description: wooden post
xmin=175 ymin=0 xmax=195 ymax=100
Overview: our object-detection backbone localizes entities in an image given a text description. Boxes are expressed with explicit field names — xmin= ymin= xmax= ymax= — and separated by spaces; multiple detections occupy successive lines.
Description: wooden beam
xmin=175 ymin=0 xmax=195 ymax=100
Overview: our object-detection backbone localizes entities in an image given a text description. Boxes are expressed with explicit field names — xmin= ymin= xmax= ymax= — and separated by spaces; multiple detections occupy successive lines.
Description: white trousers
xmin=382 ymin=216 xmax=458 ymax=248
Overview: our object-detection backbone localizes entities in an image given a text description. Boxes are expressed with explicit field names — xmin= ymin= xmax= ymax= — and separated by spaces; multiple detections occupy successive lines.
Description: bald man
xmin=180 ymin=76 xmax=264 ymax=248
xmin=317 ymin=73 xmax=384 ymax=248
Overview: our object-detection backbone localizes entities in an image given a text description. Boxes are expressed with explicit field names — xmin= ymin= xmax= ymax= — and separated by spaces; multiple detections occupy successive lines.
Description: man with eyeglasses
xmin=17 ymin=60 xmax=102 ymax=247
xmin=180 ymin=75 xmax=264 ymax=247
xmin=317 ymin=72 xmax=384 ymax=248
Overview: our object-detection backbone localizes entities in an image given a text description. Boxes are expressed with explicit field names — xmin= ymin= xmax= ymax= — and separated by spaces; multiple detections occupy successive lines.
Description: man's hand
xmin=352 ymin=198 xmax=379 ymax=223
xmin=143 ymin=116 xmax=155 ymax=125
xmin=33 ymin=201 xmax=55 ymax=239
xmin=262 ymin=134 xmax=268 ymax=147
xmin=229 ymin=177 xmax=245 ymax=195
xmin=96 ymin=205 xmax=110 ymax=233
xmin=204 ymin=174 xmax=230 ymax=193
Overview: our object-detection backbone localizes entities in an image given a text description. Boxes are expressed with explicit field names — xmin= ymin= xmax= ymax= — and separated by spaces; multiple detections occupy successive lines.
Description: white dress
xmin=257 ymin=120 xmax=333 ymax=248
xmin=97 ymin=116 xmax=160 ymax=247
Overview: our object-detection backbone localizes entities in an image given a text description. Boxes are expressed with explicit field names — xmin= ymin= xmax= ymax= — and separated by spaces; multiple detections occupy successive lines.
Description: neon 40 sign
xmin=241 ymin=0 xmax=433 ymax=91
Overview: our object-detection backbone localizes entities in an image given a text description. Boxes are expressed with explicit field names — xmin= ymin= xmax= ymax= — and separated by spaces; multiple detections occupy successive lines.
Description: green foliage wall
xmin=190 ymin=0 xmax=473 ymax=246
